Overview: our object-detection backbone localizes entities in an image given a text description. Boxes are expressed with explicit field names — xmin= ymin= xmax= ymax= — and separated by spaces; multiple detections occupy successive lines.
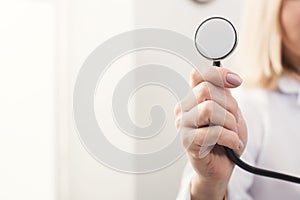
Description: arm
xmin=176 ymin=162 xmax=228 ymax=200
xmin=190 ymin=174 xmax=228 ymax=200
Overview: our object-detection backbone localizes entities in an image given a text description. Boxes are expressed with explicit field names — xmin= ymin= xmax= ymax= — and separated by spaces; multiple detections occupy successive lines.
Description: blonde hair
xmin=237 ymin=0 xmax=283 ymax=89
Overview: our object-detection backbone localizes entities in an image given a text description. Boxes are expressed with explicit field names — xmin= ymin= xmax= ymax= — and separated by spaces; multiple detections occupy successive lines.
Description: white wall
xmin=0 ymin=0 xmax=55 ymax=199
xmin=56 ymin=0 xmax=136 ymax=199
xmin=57 ymin=0 xmax=244 ymax=199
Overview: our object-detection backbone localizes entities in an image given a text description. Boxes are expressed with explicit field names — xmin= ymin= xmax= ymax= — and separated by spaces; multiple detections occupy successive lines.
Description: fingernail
xmin=226 ymin=73 xmax=243 ymax=86
xmin=238 ymin=140 xmax=244 ymax=150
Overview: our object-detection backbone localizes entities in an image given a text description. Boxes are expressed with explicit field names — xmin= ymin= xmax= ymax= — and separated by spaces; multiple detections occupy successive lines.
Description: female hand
xmin=174 ymin=67 xmax=247 ymax=200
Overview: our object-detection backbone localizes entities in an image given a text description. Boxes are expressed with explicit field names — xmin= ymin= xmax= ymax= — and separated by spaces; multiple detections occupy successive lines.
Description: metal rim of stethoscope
xmin=194 ymin=16 xmax=238 ymax=61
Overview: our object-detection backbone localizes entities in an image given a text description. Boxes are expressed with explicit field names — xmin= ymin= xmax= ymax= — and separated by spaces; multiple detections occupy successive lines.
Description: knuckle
xmin=190 ymin=149 xmax=201 ymax=160
xmin=230 ymin=133 xmax=240 ymax=147
xmin=181 ymin=129 xmax=194 ymax=147
xmin=190 ymin=68 xmax=198 ymax=80
xmin=175 ymin=115 xmax=182 ymax=130
xmin=196 ymin=82 xmax=211 ymax=102
xmin=201 ymin=100 xmax=214 ymax=117
xmin=174 ymin=102 xmax=182 ymax=116
xmin=193 ymin=129 xmax=205 ymax=146
xmin=212 ymin=125 xmax=223 ymax=135
xmin=227 ymin=112 xmax=236 ymax=126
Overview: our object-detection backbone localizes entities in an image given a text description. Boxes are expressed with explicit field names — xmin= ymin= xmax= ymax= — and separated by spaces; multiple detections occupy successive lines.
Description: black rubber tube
xmin=211 ymin=61 xmax=300 ymax=184
xmin=224 ymin=147 xmax=300 ymax=184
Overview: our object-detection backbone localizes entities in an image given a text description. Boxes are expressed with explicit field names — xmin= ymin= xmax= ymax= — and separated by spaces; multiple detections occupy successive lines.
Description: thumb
xmin=220 ymin=66 xmax=243 ymax=88
xmin=190 ymin=66 xmax=243 ymax=88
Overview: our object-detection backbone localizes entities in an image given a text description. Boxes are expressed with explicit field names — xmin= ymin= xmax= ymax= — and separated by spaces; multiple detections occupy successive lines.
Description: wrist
xmin=191 ymin=174 xmax=228 ymax=200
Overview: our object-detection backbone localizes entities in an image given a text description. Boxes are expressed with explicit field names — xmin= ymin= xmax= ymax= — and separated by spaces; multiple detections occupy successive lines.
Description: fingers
xmin=182 ymin=126 xmax=243 ymax=151
xmin=175 ymin=81 xmax=238 ymax=115
xmin=189 ymin=67 xmax=243 ymax=89
xmin=179 ymin=100 xmax=237 ymax=132
xmin=174 ymin=66 xmax=246 ymax=160
xmin=235 ymin=108 xmax=248 ymax=155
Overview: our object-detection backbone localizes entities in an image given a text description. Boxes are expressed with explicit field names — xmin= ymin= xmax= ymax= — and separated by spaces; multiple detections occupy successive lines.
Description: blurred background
xmin=0 ymin=0 xmax=244 ymax=199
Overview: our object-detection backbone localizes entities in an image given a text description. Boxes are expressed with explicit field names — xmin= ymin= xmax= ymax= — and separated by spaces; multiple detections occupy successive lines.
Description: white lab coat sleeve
xmin=228 ymin=89 xmax=265 ymax=200
xmin=176 ymin=161 xmax=196 ymax=200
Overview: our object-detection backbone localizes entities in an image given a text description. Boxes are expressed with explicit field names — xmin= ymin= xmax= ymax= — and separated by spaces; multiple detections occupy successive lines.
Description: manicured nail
xmin=238 ymin=140 xmax=244 ymax=150
xmin=226 ymin=73 xmax=243 ymax=86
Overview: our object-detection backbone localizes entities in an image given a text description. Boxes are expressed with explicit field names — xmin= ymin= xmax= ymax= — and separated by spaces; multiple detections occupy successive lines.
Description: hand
xmin=174 ymin=67 xmax=247 ymax=199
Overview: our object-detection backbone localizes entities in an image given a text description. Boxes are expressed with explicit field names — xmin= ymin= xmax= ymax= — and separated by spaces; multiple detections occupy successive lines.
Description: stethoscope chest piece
xmin=194 ymin=16 xmax=238 ymax=67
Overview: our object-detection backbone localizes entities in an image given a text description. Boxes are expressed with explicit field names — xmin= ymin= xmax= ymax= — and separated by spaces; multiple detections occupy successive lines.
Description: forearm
xmin=190 ymin=174 xmax=228 ymax=200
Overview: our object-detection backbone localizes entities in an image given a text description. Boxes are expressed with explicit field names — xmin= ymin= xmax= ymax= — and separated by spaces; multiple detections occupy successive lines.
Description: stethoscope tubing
xmin=214 ymin=61 xmax=300 ymax=184
xmin=224 ymin=147 xmax=300 ymax=184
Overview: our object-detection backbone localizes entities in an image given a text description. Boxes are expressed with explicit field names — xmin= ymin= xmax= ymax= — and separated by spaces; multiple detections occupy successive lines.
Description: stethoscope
xmin=194 ymin=16 xmax=300 ymax=184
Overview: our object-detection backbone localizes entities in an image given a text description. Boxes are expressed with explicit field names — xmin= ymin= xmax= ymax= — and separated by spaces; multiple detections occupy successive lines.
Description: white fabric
xmin=176 ymin=75 xmax=300 ymax=200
